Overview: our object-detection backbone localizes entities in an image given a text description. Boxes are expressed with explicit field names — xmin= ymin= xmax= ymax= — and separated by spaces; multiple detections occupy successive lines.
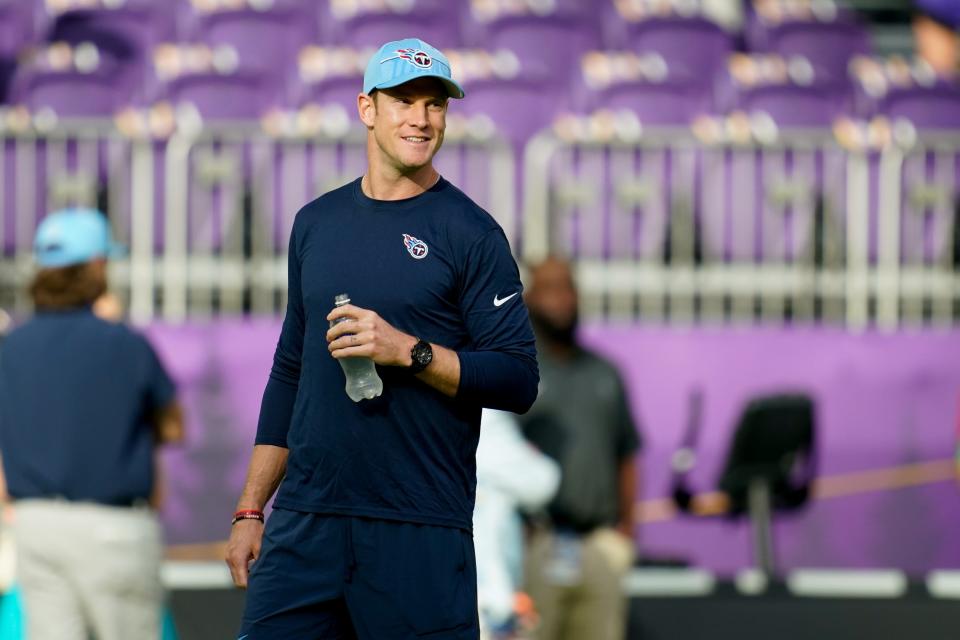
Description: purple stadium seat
xmin=325 ymin=0 xmax=461 ymax=48
xmin=11 ymin=71 xmax=128 ymax=117
xmin=768 ymin=20 xmax=871 ymax=87
xmin=298 ymin=75 xmax=362 ymax=115
xmin=481 ymin=14 xmax=601 ymax=82
xmin=44 ymin=4 xmax=176 ymax=103
xmin=338 ymin=12 xmax=461 ymax=50
xmin=573 ymin=51 xmax=714 ymax=124
xmin=603 ymin=81 xmax=713 ymax=126
xmin=47 ymin=5 xmax=175 ymax=56
xmin=724 ymin=53 xmax=850 ymax=128
xmin=0 ymin=1 xmax=34 ymax=57
xmin=164 ymin=71 xmax=276 ymax=120
xmin=849 ymin=54 xmax=960 ymax=127
xmin=624 ymin=17 xmax=733 ymax=84
xmin=881 ymin=85 xmax=960 ymax=130
xmin=739 ymin=84 xmax=847 ymax=128
xmin=293 ymin=45 xmax=370 ymax=119
xmin=458 ymin=76 xmax=565 ymax=143
xmin=746 ymin=0 xmax=861 ymax=48
xmin=195 ymin=6 xmax=318 ymax=75
xmin=8 ymin=43 xmax=136 ymax=116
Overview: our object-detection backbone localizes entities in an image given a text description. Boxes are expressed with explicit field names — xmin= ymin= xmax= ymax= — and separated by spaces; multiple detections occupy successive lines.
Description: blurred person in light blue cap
xmin=32 ymin=207 xmax=126 ymax=320
xmin=229 ymin=34 xmax=539 ymax=640
xmin=0 ymin=206 xmax=184 ymax=640
xmin=34 ymin=207 xmax=125 ymax=268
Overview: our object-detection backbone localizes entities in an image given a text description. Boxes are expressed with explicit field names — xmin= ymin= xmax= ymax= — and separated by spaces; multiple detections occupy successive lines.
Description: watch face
xmin=412 ymin=340 xmax=433 ymax=370
xmin=414 ymin=343 xmax=431 ymax=363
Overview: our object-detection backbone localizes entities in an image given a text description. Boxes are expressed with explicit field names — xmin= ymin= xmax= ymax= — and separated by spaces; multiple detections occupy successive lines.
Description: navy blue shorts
xmin=238 ymin=508 xmax=479 ymax=639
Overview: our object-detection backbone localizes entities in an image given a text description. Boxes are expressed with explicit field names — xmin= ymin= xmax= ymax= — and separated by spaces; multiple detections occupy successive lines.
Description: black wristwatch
xmin=409 ymin=338 xmax=433 ymax=375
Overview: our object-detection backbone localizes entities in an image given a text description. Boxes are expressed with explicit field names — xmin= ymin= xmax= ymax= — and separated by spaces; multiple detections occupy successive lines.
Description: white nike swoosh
xmin=493 ymin=292 xmax=519 ymax=307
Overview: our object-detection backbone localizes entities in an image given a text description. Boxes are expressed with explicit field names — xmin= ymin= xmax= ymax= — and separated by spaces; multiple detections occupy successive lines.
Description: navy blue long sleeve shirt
xmin=255 ymin=177 xmax=539 ymax=530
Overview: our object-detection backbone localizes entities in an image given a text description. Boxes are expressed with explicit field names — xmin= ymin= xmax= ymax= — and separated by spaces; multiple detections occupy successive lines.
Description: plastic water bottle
xmin=331 ymin=293 xmax=383 ymax=402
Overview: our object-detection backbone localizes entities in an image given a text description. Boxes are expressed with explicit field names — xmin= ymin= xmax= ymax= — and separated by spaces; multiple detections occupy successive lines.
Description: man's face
xmin=360 ymin=77 xmax=448 ymax=174
xmin=526 ymin=258 xmax=579 ymax=342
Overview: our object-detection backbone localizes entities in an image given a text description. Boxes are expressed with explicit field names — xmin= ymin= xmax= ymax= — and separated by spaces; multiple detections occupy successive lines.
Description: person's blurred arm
xmin=148 ymin=400 xmax=183 ymax=510
xmin=476 ymin=409 xmax=559 ymax=511
xmin=138 ymin=332 xmax=180 ymax=446
xmin=153 ymin=402 xmax=184 ymax=444
xmin=150 ymin=405 xmax=181 ymax=521
xmin=618 ymin=456 xmax=639 ymax=538
xmin=612 ymin=371 xmax=642 ymax=538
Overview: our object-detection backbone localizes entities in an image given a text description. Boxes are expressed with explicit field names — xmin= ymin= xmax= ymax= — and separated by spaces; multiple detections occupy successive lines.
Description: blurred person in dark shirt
xmin=519 ymin=257 xmax=642 ymax=640
xmin=0 ymin=208 xmax=183 ymax=640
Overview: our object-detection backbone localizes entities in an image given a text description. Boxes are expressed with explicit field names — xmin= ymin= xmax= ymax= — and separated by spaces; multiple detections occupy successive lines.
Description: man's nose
xmin=408 ymin=103 xmax=429 ymax=128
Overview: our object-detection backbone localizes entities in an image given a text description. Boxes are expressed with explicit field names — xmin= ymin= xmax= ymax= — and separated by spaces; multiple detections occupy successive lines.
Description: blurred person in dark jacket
xmin=0 ymin=208 xmax=183 ymax=640
xmin=520 ymin=257 xmax=642 ymax=640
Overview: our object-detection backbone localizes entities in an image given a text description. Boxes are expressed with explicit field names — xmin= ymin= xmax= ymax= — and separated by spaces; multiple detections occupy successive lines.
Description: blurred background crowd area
xmin=0 ymin=0 xmax=945 ymax=137
xmin=0 ymin=0 xmax=956 ymax=330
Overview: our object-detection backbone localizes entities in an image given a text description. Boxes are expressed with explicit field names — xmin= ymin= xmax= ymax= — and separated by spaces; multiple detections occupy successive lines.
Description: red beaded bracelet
xmin=232 ymin=510 xmax=265 ymax=525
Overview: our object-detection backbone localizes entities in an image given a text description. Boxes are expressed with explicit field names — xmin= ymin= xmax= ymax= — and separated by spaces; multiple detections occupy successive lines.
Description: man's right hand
xmin=226 ymin=519 xmax=265 ymax=589
xmin=227 ymin=444 xmax=289 ymax=588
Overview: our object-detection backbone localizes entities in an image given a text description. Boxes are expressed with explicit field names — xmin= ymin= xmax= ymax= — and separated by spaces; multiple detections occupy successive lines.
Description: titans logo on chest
xmin=402 ymin=234 xmax=429 ymax=259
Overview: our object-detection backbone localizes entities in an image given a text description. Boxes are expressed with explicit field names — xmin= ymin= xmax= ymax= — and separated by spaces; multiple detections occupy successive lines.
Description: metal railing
xmin=522 ymin=127 xmax=960 ymax=330
xmin=2 ymin=119 xmax=958 ymax=330
xmin=0 ymin=119 xmax=516 ymax=324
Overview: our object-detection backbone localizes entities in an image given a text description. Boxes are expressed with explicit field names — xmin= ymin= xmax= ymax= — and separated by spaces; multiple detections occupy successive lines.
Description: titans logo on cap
xmin=383 ymin=48 xmax=433 ymax=69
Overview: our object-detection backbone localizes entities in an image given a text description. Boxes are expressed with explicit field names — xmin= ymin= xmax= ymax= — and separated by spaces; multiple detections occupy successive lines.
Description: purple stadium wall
xmin=147 ymin=321 xmax=960 ymax=575
xmin=580 ymin=326 xmax=960 ymax=575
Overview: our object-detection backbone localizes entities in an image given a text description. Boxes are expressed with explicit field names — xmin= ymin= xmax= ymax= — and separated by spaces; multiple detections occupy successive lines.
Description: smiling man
xmin=226 ymin=38 xmax=539 ymax=639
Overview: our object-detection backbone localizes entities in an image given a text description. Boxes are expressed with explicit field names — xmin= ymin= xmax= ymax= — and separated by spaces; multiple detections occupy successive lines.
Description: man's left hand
xmin=326 ymin=304 xmax=416 ymax=367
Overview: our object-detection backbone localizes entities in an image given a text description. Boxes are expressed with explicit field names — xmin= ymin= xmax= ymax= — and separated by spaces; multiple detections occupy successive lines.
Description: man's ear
xmin=358 ymin=93 xmax=376 ymax=128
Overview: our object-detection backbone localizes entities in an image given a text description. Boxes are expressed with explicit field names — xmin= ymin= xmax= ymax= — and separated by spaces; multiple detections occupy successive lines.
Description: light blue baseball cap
xmin=363 ymin=38 xmax=465 ymax=99
xmin=34 ymin=207 xmax=125 ymax=268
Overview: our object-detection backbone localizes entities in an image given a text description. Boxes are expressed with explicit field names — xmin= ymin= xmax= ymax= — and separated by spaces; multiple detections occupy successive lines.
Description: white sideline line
xmin=622 ymin=569 xmax=716 ymax=597
xmin=927 ymin=571 xmax=960 ymax=599
xmin=163 ymin=562 xmax=952 ymax=600
xmin=162 ymin=561 xmax=233 ymax=590
xmin=787 ymin=570 xmax=908 ymax=598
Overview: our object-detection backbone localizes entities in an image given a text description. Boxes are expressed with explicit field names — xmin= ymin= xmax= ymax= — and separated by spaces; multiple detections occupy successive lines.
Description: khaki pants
xmin=13 ymin=499 xmax=163 ymax=640
xmin=525 ymin=528 xmax=634 ymax=640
